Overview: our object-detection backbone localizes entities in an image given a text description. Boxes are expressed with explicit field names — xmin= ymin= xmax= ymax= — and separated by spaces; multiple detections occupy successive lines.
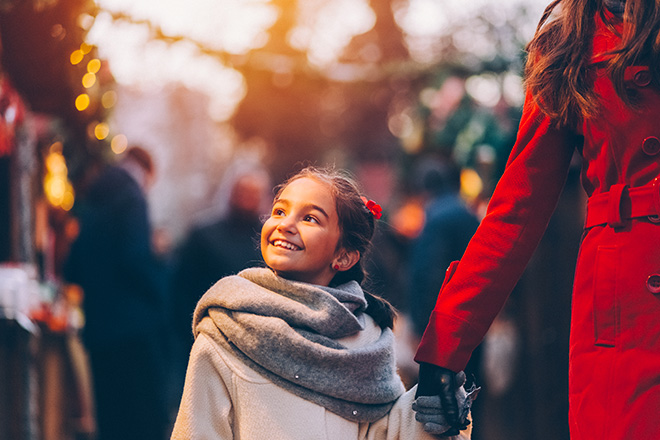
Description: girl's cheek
xmin=260 ymin=220 xmax=271 ymax=239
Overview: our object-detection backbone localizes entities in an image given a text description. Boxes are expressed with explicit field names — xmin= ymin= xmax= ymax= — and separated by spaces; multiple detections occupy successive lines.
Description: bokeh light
xmin=80 ymin=42 xmax=93 ymax=54
xmin=111 ymin=134 xmax=128 ymax=154
xmin=101 ymin=90 xmax=117 ymax=108
xmin=460 ymin=168 xmax=484 ymax=200
xmin=43 ymin=146 xmax=75 ymax=211
xmin=75 ymin=94 xmax=90 ymax=111
xmin=78 ymin=13 xmax=95 ymax=31
xmin=94 ymin=122 xmax=110 ymax=140
xmin=70 ymin=50 xmax=84 ymax=65
xmin=466 ymin=73 xmax=502 ymax=107
xmin=82 ymin=72 xmax=97 ymax=88
xmin=87 ymin=59 xmax=102 ymax=74
xmin=294 ymin=0 xmax=374 ymax=67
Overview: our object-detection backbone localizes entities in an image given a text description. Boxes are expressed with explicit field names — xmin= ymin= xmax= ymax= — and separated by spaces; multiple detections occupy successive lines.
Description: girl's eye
xmin=304 ymin=215 xmax=319 ymax=224
xmin=273 ymin=208 xmax=285 ymax=216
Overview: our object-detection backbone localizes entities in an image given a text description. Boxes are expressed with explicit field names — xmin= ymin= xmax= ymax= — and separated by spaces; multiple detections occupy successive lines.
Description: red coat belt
xmin=585 ymin=177 xmax=660 ymax=228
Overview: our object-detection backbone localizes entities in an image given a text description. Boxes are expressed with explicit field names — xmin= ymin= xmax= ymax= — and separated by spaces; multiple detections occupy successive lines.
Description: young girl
xmin=171 ymin=166 xmax=473 ymax=439
xmin=414 ymin=0 xmax=660 ymax=439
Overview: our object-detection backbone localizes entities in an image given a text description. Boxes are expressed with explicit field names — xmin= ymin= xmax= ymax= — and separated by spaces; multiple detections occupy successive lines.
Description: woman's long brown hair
xmin=525 ymin=0 xmax=660 ymax=127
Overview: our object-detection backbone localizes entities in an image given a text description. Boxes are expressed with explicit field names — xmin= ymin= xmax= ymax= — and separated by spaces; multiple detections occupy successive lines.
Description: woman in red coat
xmin=413 ymin=0 xmax=660 ymax=438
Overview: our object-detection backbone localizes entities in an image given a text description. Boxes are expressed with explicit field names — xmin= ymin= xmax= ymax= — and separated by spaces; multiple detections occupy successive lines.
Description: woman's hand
xmin=413 ymin=362 xmax=477 ymax=436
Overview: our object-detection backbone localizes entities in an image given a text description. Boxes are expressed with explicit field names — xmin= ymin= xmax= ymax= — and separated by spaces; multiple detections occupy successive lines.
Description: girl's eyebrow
xmin=307 ymin=204 xmax=330 ymax=219
xmin=274 ymin=198 xmax=329 ymax=219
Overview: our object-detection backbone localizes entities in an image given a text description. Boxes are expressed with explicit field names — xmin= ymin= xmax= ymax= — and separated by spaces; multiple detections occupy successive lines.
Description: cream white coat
xmin=172 ymin=314 xmax=471 ymax=440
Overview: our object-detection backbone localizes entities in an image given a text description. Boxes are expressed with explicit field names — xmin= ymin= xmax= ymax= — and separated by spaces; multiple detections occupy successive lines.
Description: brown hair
xmin=525 ymin=0 xmax=660 ymax=126
xmin=274 ymin=166 xmax=396 ymax=328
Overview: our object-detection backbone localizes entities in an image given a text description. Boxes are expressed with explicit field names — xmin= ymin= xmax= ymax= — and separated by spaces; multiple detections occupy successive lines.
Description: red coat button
xmin=634 ymin=70 xmax=652 ymax=87
xmin=647 ymin=274 xmax=660 ymax=294
xmin=642 ymin=136 xmax=660 ymax=156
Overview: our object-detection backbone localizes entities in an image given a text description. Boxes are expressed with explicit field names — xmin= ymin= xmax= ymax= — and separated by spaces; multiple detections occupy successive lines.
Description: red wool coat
xmin=416 ymin=10 xmax=660 ymax=439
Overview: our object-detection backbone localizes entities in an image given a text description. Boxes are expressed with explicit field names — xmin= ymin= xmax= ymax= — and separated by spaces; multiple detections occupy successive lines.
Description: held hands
xmin=413 ymin=362 xmax=479 ymax=437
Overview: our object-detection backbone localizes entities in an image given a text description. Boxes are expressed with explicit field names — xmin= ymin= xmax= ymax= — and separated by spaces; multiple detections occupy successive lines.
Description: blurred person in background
xmin=168 ymin=161 xmax=271 ymax=407
xmin=64 ymin=146 xmax=169 ymax=440
xmin=406 ymin=156 xmax=483 ymax=439
xmin=413 ymin=0 xmax=660 ymax=438
xmin=407 ymin=156 xmax=479 ymax=344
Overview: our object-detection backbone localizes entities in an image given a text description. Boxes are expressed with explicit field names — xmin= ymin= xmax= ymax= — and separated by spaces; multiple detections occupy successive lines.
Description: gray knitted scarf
xmin=192 ymin=267 xmax=405 ymax=422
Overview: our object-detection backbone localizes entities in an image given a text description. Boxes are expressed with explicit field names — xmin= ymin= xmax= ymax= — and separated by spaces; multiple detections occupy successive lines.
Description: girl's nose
xmin=276 ymin=215 xmax=296 ymax=233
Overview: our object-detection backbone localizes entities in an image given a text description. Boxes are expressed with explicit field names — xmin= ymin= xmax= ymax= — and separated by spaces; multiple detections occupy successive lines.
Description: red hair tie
xmin=361 ymin=196 xmax=382 ymax=219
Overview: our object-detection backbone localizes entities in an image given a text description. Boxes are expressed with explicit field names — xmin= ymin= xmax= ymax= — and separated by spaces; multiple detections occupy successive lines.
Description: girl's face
xmin=261 ymin=177 xmax=344 ymax=286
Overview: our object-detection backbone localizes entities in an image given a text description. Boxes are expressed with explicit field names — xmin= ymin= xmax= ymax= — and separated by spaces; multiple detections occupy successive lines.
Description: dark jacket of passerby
xmin=408 ymin=192 xmax=479 ymax=339
xmin=66 ymin=164 xmax=166 ymax=346
xmin=65 ymin=148 xmax=169 ymax=440
xmin=170 ymin=212 xmax=263 ymax=344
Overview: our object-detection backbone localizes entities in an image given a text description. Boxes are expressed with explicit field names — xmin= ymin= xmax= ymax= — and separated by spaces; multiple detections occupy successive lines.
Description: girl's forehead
xmin=280 ymin=176 xmax=332 ymax=197
xmin=278 ymin=177 xmax=336 ymax=207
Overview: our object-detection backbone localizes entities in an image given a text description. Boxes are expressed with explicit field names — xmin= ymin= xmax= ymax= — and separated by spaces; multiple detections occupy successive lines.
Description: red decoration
xmin=360 ymin=196 xmax=382 ymax=219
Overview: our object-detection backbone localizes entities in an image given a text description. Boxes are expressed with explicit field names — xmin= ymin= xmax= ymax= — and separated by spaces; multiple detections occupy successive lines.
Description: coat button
xmin=642 ymin=136 xmax=660 ymax=156
xmin=634 ymin=70 xmax=652 ymax=87
xmin=647 ymin=274 xmax=660 ymax=294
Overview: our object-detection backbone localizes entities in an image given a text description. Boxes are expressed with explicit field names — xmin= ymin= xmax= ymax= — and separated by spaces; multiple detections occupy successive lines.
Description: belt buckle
xmin=649 ymin=177 xmax=660 ymax=223
xmin=607 ymin=184 xmax=627 ymax=228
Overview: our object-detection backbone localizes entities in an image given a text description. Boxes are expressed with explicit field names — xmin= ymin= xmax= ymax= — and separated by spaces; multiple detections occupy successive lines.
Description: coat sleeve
xmin=364 ymin=385 xmax=471 ymax=440
xmin=415 ymin=91 xmax=579 ymax=372
xmin=171 ymin=334 xmax=234 ymax=440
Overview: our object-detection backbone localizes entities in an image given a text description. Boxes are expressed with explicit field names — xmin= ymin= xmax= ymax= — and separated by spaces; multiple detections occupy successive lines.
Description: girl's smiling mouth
xmin=272 ymin=239 xmax=302 ymax=251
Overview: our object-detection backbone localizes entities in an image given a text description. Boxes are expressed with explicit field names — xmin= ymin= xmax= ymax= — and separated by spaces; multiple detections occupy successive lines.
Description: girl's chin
xmin=270 ymin=267 xmax=303 ymax=281
xmin=272 ymin=269 xmax=300 ymax=282
xmin=267 ymin=264 xmax=293 ymax=276
xmin=270 ymin=269 xmax=331 ymax=286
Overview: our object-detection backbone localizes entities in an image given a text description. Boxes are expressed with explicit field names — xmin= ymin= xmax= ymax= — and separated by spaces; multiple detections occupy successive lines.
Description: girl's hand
xmin=413 ymin=363 xmax=479 ymax=436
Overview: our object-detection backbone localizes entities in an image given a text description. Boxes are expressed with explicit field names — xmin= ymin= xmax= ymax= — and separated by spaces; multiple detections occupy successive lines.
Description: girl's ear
xmin=333 ymin=249 xmax=360 ymax=272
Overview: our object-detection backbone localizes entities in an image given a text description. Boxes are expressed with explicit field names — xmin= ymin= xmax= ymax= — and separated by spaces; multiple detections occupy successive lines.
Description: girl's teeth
xmin=274 ymin=240 xmax=299 ymax=250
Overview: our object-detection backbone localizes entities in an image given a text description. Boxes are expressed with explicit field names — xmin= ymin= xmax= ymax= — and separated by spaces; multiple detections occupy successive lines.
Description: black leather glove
xmin=415 ymin=362 xmax=464 ymax=436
